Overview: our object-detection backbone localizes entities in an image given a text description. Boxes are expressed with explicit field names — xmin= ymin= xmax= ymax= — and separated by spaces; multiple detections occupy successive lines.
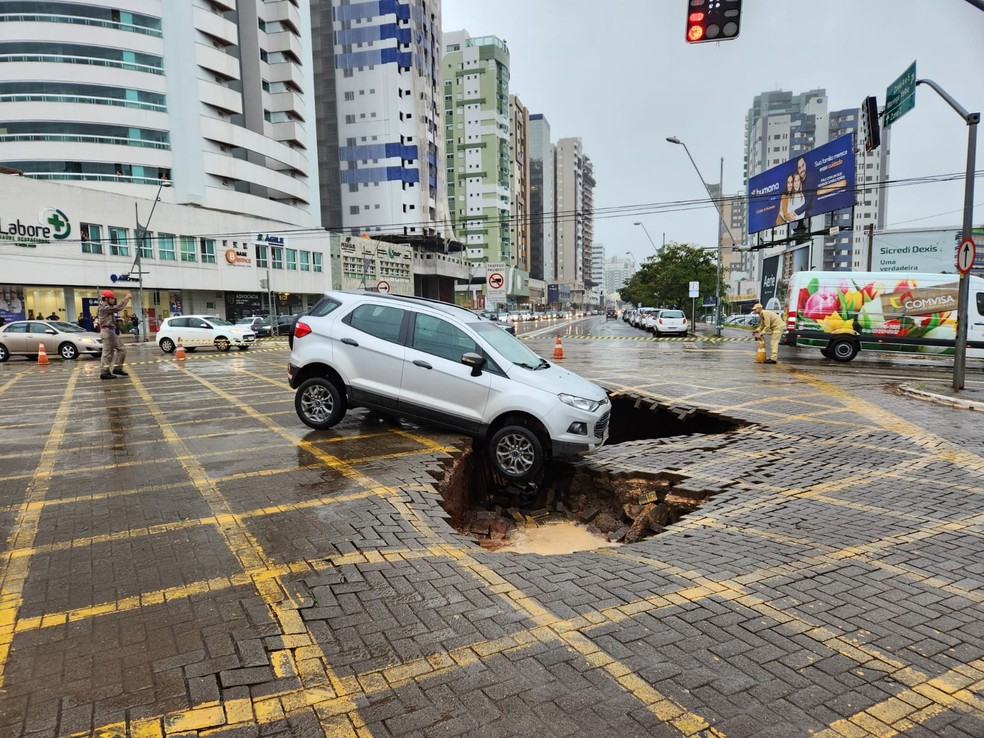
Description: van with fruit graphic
xmin=781 ymin=271 xmax=984 ymax=362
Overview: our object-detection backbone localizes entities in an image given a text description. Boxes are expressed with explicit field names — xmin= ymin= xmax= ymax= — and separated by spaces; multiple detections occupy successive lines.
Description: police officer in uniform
xmin=97 ymin=289 xmax=132 ymax=379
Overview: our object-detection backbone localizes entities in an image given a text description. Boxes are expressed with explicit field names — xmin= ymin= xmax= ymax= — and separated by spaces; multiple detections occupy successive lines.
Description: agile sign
xmin=0 ymin=206 xmax=72 ymax=246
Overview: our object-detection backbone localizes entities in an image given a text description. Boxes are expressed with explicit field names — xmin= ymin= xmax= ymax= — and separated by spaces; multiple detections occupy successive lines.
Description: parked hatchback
xmin=287 ymin=291 xmax=610 ymax=482
xmin=650 ymin=309 xmax=689 ymax=336
xmin=0 ymin=320 xmax=102 ymax=361
xmin=156 ymin=315 xmax=255 ymax=353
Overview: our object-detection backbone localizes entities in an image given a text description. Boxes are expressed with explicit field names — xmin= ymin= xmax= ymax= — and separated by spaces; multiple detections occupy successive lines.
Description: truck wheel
xmin=828 ymin=338 xmax=859 ymax=362
xmin=820 ymin=345 xmax=833 ymax=359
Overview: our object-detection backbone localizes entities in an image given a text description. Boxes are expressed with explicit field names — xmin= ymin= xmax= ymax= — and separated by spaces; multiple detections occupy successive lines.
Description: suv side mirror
xmin=461 ymin=352 xmax=485 ymax=377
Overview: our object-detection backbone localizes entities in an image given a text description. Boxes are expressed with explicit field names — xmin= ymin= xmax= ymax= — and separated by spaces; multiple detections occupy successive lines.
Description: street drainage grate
xmin=437 ymin=392 xmax=748 ymax=552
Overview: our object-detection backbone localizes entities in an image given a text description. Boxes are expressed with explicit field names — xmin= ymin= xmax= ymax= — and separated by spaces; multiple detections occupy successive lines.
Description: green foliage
xmin=617 ymin=243 xmax=723 ymax=313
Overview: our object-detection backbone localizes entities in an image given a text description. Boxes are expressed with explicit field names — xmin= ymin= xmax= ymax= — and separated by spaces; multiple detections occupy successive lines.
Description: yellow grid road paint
xmin=0 ymin=366 xmax=79 ymax=689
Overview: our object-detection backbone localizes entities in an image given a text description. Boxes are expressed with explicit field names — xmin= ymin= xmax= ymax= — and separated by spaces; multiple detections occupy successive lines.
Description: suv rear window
xmin=660 ymin=310 xmax=685 ymax=319
xmin=346 ymin=304 xmax=404 ymax=343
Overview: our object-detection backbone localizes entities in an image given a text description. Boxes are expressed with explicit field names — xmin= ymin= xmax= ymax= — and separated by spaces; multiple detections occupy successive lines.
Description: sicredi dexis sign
xmin=0 ymin=206 xmax=72 ymax=246
xmin=253 ymin=232 xmax=287 ymax=248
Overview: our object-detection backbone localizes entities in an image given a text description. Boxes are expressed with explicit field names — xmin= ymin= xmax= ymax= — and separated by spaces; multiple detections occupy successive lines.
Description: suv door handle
xmin=413 ymin=359 xmax=432 ymax=369
xmin=341 ymin=338 xmax=359 ymax=346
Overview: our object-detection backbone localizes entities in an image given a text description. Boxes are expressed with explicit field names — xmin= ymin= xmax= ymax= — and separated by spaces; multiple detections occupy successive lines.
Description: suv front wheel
xmin=295 ymin=376 xmax=346 ymax=429
xmin=489 ymin=425 xmax=544 ymax=482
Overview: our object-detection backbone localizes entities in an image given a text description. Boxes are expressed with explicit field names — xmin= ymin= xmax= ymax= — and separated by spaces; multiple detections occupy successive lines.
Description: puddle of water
xmin=499 ymin=520 xmax=619 ymax=555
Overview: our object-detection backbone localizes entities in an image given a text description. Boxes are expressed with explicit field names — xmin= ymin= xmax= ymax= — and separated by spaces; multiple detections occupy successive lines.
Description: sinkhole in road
xmin=436 ymin=392 xmax=748 ymax=554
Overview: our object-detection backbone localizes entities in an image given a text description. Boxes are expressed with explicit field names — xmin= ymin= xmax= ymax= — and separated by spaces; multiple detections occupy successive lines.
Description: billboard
xmin=871 ymin=228 xmax=962 ymax=273
xmin=760 ymin=254 xmax=783 ymax=309
xmin=747 ymin=133 xmax=856 ymax=234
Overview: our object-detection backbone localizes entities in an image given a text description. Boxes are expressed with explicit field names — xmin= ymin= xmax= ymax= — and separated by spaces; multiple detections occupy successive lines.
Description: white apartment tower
xmin=0 ymin=0 xmax=320 ymax=226
xmin=555 ymin=136 xmax=585 ymax=284
xmin=310 ymin=0 xmax=449 ymax=237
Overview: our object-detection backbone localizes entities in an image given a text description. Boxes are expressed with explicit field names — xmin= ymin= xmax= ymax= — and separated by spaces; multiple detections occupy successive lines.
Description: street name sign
xmin=885 ymin=61 xmax=916 ymax=128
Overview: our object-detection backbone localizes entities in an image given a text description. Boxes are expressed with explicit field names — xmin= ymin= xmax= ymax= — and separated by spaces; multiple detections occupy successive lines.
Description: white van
xmin=781 ymin=271 xmax=984 ymax=362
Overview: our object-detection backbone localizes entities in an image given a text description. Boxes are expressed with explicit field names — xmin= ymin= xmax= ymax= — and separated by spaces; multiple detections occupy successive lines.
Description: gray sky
xmin=442 ymin=0 xmax=984 ymax=267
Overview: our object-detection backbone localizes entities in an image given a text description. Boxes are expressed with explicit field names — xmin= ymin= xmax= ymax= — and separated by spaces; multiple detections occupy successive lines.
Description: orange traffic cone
xmin=755 ymin=337 xmax=766 ymax=364
xmin=37 ymin=343 xmax=49 ymax=366
xmin=175 ymin=337 xmax=186 ymax=361
xmin=553 ymin=335 xmax=564 ymax=360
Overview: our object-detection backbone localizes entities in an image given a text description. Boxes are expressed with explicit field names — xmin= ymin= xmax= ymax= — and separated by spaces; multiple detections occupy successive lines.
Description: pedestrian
xmin=752 ymin=302 xmax=784 ymax=364
xmin=47 ymin=312 xmax=59 ymax=321
xmin=97 ymin=289 xmax=132 ymax=380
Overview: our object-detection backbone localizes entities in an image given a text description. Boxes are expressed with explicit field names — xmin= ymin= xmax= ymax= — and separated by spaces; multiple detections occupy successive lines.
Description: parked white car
xmin=649 ymin=309 xmax=689 ymax=336
xmin=287 ymin=291 xmax=610 ymax=482
xmin=156 ymin=315 xmax=255 ymax=353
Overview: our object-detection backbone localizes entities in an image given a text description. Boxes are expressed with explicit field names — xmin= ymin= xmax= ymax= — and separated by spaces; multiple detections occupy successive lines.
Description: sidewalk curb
xmin=897 ymin=383 xmax=984 ymax=411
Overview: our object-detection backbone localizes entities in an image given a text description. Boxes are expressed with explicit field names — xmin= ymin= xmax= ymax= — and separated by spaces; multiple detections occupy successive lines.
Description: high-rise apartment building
xmin=310 ymin=0 xmax=448 ymax=237
xmin=442 ymin=30 xmax=511 ymax=263
xmin=555 ymin=137 xmax=587 ymax=285
xmin=582 ymin=155 xmax=596 ymax=292
xmin=508 ymin=94 xmax=530 ymax=272
xmin=528 ymin=113 xmax=555 ymax=281
xmin=0 ymin=0 xmax=320 ymax=225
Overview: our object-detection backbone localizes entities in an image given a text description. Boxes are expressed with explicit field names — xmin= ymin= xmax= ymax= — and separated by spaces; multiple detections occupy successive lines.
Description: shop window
xmin=199 ymin=238 xmax=216 ymax=264
xmin=255 ymin=244 xmax=268 ymax=268
xmin=300 ymin=251 xmax=310 ymax=272
xmin=180 ymin=236 xmax=196 ymax=262
xmin=158 ymin=233 xmax=175 ymax=261
xmin=108 ymin=226 xmax=129 ymax=257
xmin=286 ymin=249 xmax=297 ymax=271
xmin=81 ymin=223 xmax=103 ymax=254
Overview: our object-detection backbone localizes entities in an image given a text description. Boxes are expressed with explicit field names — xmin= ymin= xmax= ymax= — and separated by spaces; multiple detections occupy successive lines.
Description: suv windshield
xmin=470 ymin=322 xmax=546 ymax=368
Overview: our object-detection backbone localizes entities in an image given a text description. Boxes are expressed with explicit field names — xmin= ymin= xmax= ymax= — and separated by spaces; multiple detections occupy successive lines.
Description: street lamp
xmin=632 ymin=222 xmax=660 ymax=255
xmin=132 ymin=179 xmax=171 ymax=342
xmin=666 ymin=136 xmax=733 ymax=337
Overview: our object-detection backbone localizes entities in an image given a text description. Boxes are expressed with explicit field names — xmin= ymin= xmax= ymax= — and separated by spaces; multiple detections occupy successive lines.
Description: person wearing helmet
xmin=97 ymin=289 xmax=132 ymax=379
xmin=751 ymin=302 xmax=783 ymax=364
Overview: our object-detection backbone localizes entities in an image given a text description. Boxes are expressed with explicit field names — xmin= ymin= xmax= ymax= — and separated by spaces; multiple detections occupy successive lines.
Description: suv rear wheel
xmin=295 ymin=376 xmax=346 ymax=429
xmin=489 ymin=425 xmax=545 ymax=482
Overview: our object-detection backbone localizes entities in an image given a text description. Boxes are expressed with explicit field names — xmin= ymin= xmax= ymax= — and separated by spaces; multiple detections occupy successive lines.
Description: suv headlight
xmin=559 ymin=393 xmax=602 ymax=412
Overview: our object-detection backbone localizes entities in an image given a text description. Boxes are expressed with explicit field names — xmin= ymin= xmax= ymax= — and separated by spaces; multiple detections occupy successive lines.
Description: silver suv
xmin=287 ymin=291 xmax=610 ymax=482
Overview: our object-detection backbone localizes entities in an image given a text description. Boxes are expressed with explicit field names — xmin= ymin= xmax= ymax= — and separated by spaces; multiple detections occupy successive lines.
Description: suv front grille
xmin=594 ymin=410 xmax=610 ymax=439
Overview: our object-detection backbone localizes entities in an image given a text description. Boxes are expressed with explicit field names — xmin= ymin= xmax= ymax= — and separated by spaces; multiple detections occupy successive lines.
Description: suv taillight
xmin=294 ymin=321 xmax=311 ymax=339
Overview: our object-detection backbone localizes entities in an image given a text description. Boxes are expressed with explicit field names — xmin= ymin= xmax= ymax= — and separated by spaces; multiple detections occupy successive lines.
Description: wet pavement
xmin=0 ymin=325 xmax=982 ymax=737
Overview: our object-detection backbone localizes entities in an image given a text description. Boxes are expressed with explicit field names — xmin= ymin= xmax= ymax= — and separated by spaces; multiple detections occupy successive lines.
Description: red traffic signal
xmin=686 ymin=0 xmax=742 ymax=44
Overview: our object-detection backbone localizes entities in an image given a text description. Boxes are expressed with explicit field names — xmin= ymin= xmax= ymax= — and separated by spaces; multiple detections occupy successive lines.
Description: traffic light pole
xmin=914 ymin=79 xmax=978 ymax=391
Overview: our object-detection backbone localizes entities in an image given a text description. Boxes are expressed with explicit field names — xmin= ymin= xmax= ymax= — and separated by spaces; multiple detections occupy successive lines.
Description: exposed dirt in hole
xmin=434 ymin=391 xmax=747 ymax=552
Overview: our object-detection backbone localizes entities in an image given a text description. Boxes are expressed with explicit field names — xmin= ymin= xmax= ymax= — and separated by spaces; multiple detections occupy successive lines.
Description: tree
xmin=618 ymin=243 xmax=722 ymax=319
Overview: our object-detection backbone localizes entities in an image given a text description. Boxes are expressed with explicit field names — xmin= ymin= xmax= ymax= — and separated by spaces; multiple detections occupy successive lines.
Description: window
xmin=158 ymin=233 xmax=175 ymax=261
xmin=108 ymin=226 xmax=129 ymax=256
xmin=411 ymin=314 xmax=478 ymax=362
xmin=255 ymin=244 xmax=268 ymax=268
xmin=199 ymin=238 xmax=216 ymax=264
xmin=300 ymin=251 xmax=310 ymax=272
xmin=137 ymin=230 xmax=154 ymax=259
xmin=347 ymin=304 xmax=405 ymax=343
xmin=313 ymin=253 xmax=322 ymax=273
xmin=180 ymin=236 xmax=196 ymax=262
xmin=81 ymin=223 xmax=102 ymax=254
xmin=272 ymin=246 xmax=283 ymax=269
xmin=286 ymin=249 xmax=297 ymax=271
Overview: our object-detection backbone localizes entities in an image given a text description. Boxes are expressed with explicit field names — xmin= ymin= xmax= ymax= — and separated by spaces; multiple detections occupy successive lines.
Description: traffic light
xmin=686 ymin=0 xmax=742 ymax=44
xmin=861 ymin=95 xmax=881 ymax=152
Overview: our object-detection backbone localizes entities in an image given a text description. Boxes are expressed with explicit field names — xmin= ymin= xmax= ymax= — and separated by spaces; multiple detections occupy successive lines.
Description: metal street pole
xmin=913 ymin=79 xmax=978 ymax=390
xmin=667 ymin=137 xmax=733 ymax=336
xmin=132 ymin=179 xmax=169 ymax=342
xmin=632 ymin=222 xmax=660 ymax=255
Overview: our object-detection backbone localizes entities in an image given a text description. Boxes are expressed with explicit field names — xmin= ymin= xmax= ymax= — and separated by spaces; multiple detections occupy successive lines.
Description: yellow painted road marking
xmin=0 ymin=366 xmax=78 ymax=689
